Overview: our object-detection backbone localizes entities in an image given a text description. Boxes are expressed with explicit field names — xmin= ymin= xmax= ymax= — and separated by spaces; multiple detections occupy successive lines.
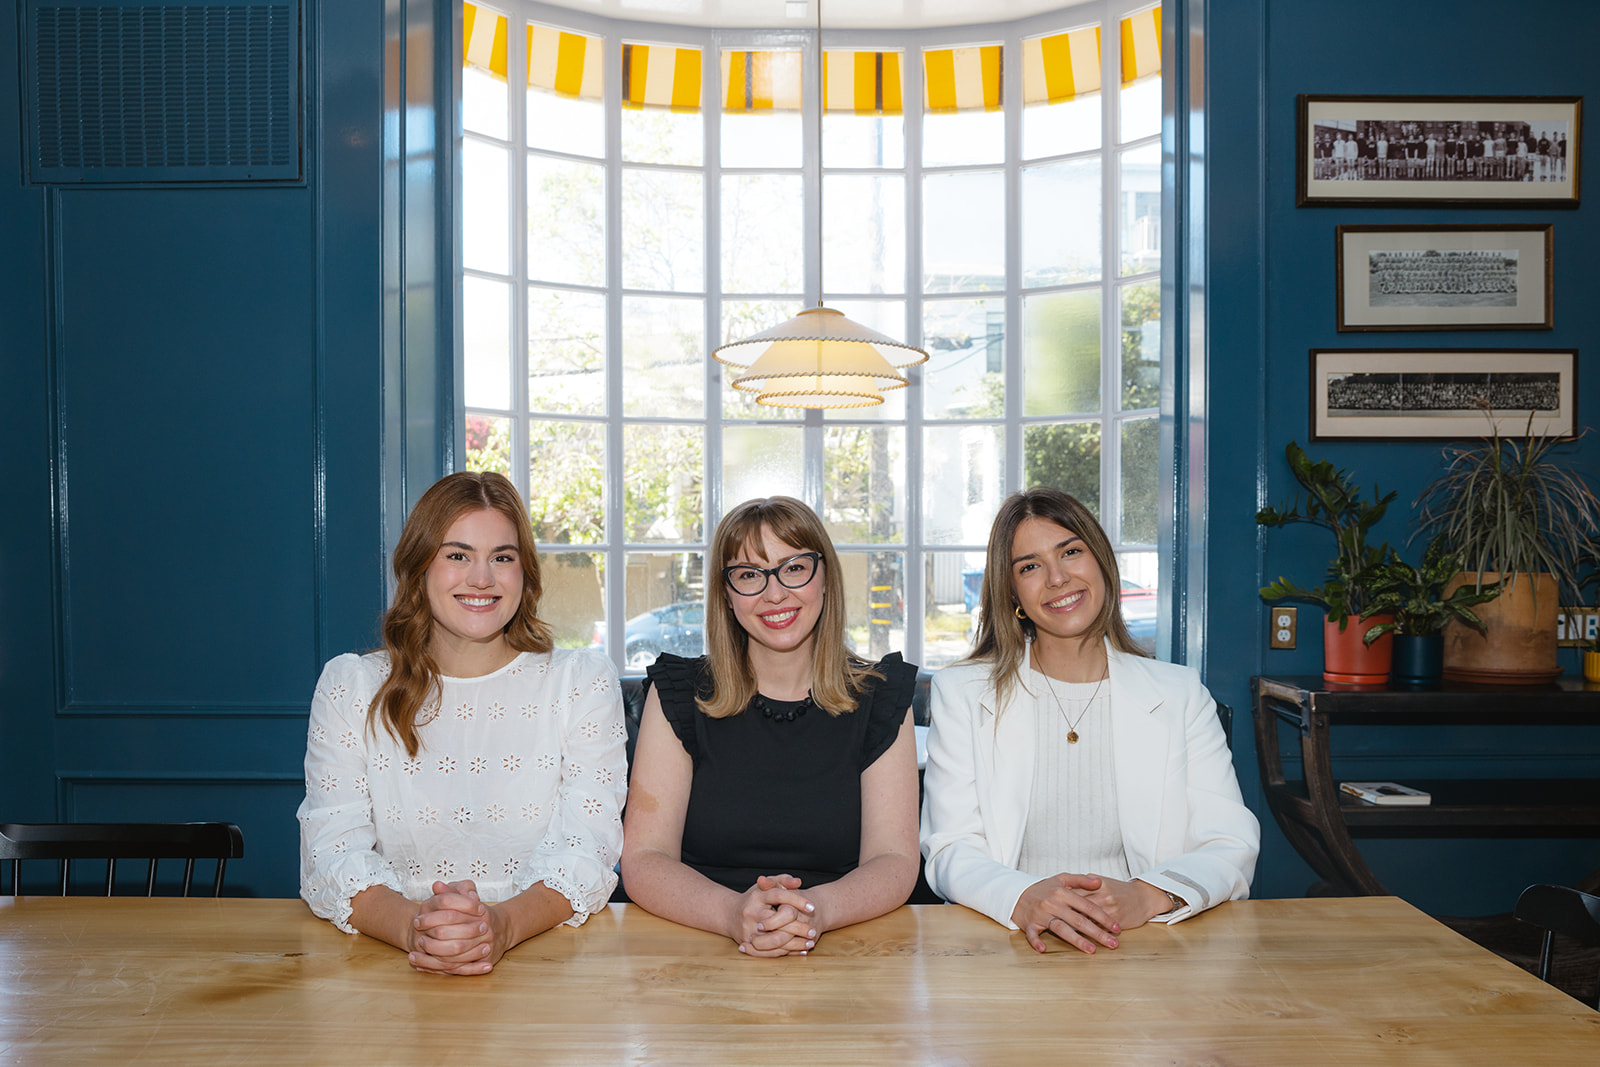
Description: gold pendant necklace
xmin=1037 ymin=656 xmax=1106 ymax=744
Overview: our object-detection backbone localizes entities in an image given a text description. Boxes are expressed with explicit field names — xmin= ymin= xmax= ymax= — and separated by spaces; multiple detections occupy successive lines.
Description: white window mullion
xmin=603 ymin=28 xmax=627 ymax=663
xmin=1101 ymin=5 xmax=1123 ymax=537
xmin=1003 ymin=30 xmax=1023 ymax=495
xmin=705 ymin=37 xmax=724 ymax=532
xmin=507 ymin=23 xmax=531 ymax=505
xmin=903 ymin=42 xmax=927 ymax=665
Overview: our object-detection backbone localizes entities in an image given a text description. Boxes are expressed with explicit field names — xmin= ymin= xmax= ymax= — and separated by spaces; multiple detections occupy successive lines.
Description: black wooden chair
xmin=1514 ymin=882 xmax=1600 ymax=1009
xmin=0 ymin=822 xmax=244 ymax=897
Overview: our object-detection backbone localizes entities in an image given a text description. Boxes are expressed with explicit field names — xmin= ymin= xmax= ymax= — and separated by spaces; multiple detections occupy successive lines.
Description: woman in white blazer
xmin=921 ymin=489 xmax=1258 ymax=953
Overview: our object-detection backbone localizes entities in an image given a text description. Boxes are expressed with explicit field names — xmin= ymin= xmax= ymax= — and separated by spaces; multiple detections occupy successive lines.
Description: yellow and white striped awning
xmin=923 ymin=45 xmax=1002 ymax=113
xmin=1120 ymin=6 xmax=1161 ymax=84
xmin=622 ymin=42 xmax=703 ymax=111
xmin=722 ymin=50 xmax=803 ymax=112
xmin=527 ymin=23 xmax=602 ymax=100
xmin=1022 ymin=26 xmax=1100 ymax=106
xmin=462 ymin=3 xmax=509 ymax=81
xmin=823 ymin=51 xmax=903 ymax=115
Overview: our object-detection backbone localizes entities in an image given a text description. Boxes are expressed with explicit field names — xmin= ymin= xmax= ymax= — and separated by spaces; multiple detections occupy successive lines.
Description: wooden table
xmin=1252 ymin=675 xmax=1600 ymax=895
xmin=1 ymin=897 xmax=1595 ymax=1063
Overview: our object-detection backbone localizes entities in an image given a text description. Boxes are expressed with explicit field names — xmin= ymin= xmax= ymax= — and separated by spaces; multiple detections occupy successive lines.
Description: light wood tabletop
xmin=2 ymin=895 xmax=1596 ymax=1064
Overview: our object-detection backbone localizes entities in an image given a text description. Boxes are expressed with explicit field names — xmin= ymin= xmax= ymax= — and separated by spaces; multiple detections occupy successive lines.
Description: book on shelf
xmin=1339 ymin=781 xmax=1432 ymax=806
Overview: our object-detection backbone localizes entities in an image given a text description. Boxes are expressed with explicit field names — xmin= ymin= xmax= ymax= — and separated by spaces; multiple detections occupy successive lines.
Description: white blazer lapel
xmin=981 ymin=673 xmax=1038 ymax=868
xmin=1108 ymin=645 xmax=1171 ymax=872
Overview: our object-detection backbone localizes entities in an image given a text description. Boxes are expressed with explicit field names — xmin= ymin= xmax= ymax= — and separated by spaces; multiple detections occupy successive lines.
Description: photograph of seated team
xmin=299 ymin=474 xmax=1259 ymax=970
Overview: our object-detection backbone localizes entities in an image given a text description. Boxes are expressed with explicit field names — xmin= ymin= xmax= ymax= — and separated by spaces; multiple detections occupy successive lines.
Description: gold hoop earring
xmin=1015 ymin=604 xmax=1027 ymax=621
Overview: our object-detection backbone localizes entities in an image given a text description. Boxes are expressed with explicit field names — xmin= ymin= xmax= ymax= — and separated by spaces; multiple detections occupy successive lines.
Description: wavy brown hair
xmin=700 ymin=496 xmax=882 ymax=718
xmin=371 ymin=471 xmax=552 ymax=755
xmin=966 ymin=488 xmax=1148 ymax=711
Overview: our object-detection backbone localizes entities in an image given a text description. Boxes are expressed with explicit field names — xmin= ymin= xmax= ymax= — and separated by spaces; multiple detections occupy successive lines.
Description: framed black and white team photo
xmin=1335 ymin=224 xmax=1553 ymax=331
xmin=1298 ymin=95 xmax=1581 ymax=206
xmin=1308 ymin=348 xmax=1577 ymax=440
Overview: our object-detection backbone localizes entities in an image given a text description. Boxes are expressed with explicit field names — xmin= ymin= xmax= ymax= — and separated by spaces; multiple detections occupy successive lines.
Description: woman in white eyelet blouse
xmin=297 ymin=472 xmax=627 ymax=976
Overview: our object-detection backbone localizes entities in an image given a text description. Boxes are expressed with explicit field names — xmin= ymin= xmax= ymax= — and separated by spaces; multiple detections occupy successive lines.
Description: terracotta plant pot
xmin=1441 ymin=572 xmax=1561 ymax=684
xmin=1323 ymin=614 xmax=1393 ymax=685
xmin=1392 ymin=633 xmax=1443 ymax=682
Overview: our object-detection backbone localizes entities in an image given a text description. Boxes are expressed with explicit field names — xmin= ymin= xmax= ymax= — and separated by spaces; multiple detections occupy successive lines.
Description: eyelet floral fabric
xmin=297 ymin=648 xmax=627 ymax=934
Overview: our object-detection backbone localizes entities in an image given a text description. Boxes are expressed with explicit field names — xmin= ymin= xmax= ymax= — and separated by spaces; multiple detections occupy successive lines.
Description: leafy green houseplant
xmin=1257 ymin=442 xmax=1397 ymax=682
xmin=1413 ymin=419 xmax=1600 ymax=682
xmin=1359 ymin=539 xmax=1502 ymax=681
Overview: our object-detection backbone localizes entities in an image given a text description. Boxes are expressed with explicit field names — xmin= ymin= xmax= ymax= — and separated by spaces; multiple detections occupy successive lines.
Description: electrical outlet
xmin=1269 ymin=606 xmax=1297 ymax=649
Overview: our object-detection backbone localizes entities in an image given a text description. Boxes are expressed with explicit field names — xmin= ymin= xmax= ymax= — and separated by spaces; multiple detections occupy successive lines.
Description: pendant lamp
xmin=710 ymin=2 xmax=928 ymax=408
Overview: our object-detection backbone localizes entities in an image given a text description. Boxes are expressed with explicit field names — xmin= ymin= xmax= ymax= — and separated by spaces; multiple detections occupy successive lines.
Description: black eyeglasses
xmin=722 ymin=552 xmax=822 ymax=597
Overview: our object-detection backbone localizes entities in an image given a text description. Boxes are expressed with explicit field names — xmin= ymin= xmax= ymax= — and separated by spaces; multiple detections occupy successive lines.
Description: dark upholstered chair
xmin=0 ymin=822 xmax=244 ymax=897
xmin=1514 ymin=883 xmax=1600 ymax=1009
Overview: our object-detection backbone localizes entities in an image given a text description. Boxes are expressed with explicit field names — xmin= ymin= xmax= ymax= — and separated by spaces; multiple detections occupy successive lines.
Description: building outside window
xmin=459 ymin=0 xmax=1165 ymax=671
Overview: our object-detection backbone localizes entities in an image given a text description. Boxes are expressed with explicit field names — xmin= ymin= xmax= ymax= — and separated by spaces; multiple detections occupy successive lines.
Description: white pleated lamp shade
xmin=713 ymin=306 xmax=928 ymax=409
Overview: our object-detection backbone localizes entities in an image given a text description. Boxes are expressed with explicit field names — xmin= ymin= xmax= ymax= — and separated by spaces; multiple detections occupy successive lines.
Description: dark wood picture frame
xmin=1298 ymin=94 xmax=1581 ymax=207
xmin=1335 ymin=224 xmax=1553 ymax=331
xmin=1308 ymin=348 xmax=1577 ymax=440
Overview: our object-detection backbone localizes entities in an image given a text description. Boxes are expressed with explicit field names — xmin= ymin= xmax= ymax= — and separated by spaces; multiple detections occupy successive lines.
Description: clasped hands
xmin=408 ymin=879 xmax=506 ymax=975
xmin=732 ymin=874 xmax=819 ymax=958
xmin=1010 ymin=873 xmax=1174 ymax=955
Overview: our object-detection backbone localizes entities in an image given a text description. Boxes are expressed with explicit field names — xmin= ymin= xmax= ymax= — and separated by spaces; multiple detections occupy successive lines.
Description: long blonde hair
xmin=700 ymin=496 xmax=881 ymax=718
xmin=966 ymin=488 xmax=1148 ymax=710
xmin=371 ymin=471 xmax=552 ymax=755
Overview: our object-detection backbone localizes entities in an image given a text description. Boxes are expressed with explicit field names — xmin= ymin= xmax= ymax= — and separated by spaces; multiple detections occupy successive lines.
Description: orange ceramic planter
xmin=1323 ymin=614 xmax=1393 ymax=685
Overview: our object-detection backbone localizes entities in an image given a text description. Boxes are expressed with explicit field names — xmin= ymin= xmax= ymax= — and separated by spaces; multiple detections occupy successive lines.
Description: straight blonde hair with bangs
xmin=700 ymin=496 xmax=882 ymax=719
xmin=965 ymin=488 xmax=1149 ymax=712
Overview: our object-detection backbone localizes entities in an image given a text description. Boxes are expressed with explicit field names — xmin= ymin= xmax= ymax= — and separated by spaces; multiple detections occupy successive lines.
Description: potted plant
xmin=1414 ymin=418 xmax=1600 ymax=683
xmin=1258 ymin=442 xmax=1398 ymax=684
xmin=1359 ymin=538 xmax=1502 ymax=682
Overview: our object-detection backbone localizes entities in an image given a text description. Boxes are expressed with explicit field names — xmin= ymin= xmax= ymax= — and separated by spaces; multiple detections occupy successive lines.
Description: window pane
xmin=922 ymin=297 xmax=1003 ymax=420
xmin=464 ymin=276 xmax=511 ymax=409
xmin=824 ymin=174 xmax=905 ymax=295
xmin=1120 ymin=415 xmax=1159 ymax=545
xmin=623 ymin=168 xmax=704 ymax=292
xmin=722 ymin=112 xmax=803 ymax=168
xmin=824 ymin=114 xmax=905 ymax=168
xmin=823 ymin=425 xmax=906 ymax=543
xmin=1023 ymin=290 xmax=1101 ymax=415
xmin=818 ymin=299 xmax=907 ymax=421
xmin=1023 ymin=94 xmax=1100 ymax=159
xmin=1120 ymin=283 xmax=1160 ymax=412
xmin=720 ymin=300 xmax=804 ymax=421
xmin=623 ymin=553 xmax=706 ymax=668
xmin=464 ymin=66 xmax=508 ymax=140
xmin=1117 ymin=549 xmax=1158 ymax=655
xmin=1120 ymin=142 xmax=1161 ymax=276
xmin=528 ymin=155 xmax=605 ymax=287
xmin=924 ymin=550 xmax=985 ymax=669
xmin=528 ymin=92 xmax=604 ymax=158
xmin=1022 ymin=157 xmax=1101 ymax=287
xmin=624 ymin=424 xmax=705 ymax=543
xmin=722 ymin=425 xmax=804 ymax=505
xmin=1120 ymin=75 xmax=1161 ymax=144
xmin=463 ymin=139 xmax=510 ymax=274
xmin=924 ymin=110 xmax=1004 ymax=166
xmin=1024 ymin=421 xmax=1100 ymax=513
xmin=538 ymin=551 xmax=605 ymax=651
xmin=465 ymin=413 xmax=511 ymax=475
xmin=923 ymin=170 xmax=1004 ymax=293
xmin=622 ymin=109 xmax=703 ymax=166
xmin=622 ymin=296 xmax=704 ymax=417
xmin=837 ymin=550 xmax=904 ymax=660
xmin=528 ymin=420 xmax=606 ymax=544
xmin=529 ymin=288 xmax=605 ymax=416
xmin=922 ymin=425 xmax=1003 ymax=545
xmin=722 ymin=174 xmax=804 ymax=295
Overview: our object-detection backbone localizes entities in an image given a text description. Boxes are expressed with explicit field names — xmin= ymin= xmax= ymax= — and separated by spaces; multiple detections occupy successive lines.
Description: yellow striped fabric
xmin=622 ymin=43 xmax=702 ymax=111
xmin=923 ymin=45 xmax=1002 ymax=113
xmin=1120 ymin=6 xmax=1162 ymax=84
xmin=1022 ymin=26 xmax=1100 ymax=105
xmin=527 ymin=23 xmax=602 ymax=100
xmin=823 ymin=51 xmax=903 ymax=115
xmin=462 ymin=2 xmax=509 ymax=81
xmin=721 ymin=50 xmax=803 ymax=112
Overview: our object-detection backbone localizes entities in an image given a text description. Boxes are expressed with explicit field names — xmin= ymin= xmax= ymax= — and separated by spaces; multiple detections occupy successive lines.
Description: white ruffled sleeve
xmin=296 ymin=654 xmax=405 ymax=933
xmin=512 ymin=650 xmax=627 ymax=926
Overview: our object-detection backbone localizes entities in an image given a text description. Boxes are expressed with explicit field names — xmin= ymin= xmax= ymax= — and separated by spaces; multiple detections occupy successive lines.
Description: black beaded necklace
xmin=751 ymin=691 xmax=816 ymax=723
